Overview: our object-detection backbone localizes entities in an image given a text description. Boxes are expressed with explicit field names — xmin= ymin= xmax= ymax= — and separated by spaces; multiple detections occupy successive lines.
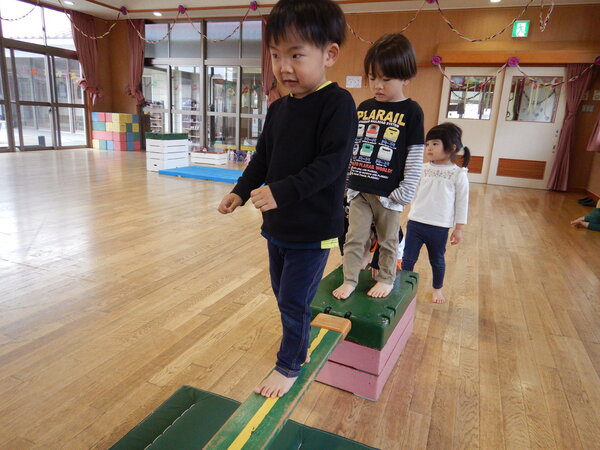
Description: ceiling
xmin=39 ymin=0 xmax=600 ymax=20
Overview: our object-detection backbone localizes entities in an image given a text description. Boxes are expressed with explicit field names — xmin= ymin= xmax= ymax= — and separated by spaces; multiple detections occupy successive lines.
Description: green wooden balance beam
xmin=203 ymin=313 xmax=351 ymax=450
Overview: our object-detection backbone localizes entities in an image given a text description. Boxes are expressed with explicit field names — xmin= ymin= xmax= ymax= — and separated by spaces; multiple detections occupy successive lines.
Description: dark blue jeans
xmin=268 ymin=242 xmax=329 ymax=378
xmin=401 ymin=220 xmax=449 ymax=289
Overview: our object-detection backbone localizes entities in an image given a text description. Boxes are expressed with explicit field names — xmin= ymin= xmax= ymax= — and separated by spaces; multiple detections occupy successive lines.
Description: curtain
xmin=126 ymin=19 xmax=145 ymax=105
xmin=547 ymin=64 xmax=595 ymax=190
xmin=70 ymin=11 xmax=102 ymax=105
xmin=261 ymin=19 xmax=280 ymax=106
xmin=587 ymin=111 xmax=600 ymax=152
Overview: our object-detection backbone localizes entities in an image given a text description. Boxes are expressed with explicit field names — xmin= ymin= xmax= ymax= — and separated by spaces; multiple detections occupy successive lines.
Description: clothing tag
xmin=320 ymin=238 xmax=339 ymax=249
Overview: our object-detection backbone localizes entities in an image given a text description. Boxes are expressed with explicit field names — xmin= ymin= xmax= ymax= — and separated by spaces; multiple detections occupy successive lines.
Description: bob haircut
xmin=364 ymin=33 xmax=417 ymax=80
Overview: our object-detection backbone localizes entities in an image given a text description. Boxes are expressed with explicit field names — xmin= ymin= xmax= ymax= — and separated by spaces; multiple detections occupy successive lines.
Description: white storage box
xmin=146 ymin=151 xmax=189 ymax=172
xmin=190 ymin=152 xmax=228 ymax=165
xmin=146 ymin=139 xmax=189 ymax=154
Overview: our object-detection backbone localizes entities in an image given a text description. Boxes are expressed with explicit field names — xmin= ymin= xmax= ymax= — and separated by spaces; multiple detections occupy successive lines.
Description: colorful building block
xmin=91 ymin=111 xmax=141 ymax=151
xmin=91 ymin=121 xmax=106 ymax=131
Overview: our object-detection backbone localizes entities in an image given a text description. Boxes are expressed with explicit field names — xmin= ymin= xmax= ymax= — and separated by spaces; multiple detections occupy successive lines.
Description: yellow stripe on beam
xmin=227 ymin=397 xmax=277 ymax=450
xmin=227 ymin=328 xmax=329 ymax=450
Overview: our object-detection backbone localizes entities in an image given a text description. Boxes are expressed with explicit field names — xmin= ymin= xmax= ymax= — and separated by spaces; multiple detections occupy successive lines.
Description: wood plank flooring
xmin=0 ymin=149 xmax=598 ymax=449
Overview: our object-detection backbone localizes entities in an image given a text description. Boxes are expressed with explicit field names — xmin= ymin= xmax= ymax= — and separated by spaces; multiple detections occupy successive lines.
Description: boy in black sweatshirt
xmin=218 ymin=0 xmax=357 ymax=398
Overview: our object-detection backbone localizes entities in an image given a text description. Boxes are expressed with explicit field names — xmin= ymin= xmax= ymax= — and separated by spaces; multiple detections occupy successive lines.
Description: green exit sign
xmin=512 ymin=20 xmax=530 ymax=38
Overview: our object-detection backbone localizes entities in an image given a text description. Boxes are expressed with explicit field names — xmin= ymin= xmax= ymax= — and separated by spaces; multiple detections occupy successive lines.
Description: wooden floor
xmin=0 ymin=149 xmax=599 ymax=449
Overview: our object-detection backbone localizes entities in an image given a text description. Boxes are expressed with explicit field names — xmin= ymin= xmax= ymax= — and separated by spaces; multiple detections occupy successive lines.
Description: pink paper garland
xmin=433 ymin=55 xmax=599 ymax=89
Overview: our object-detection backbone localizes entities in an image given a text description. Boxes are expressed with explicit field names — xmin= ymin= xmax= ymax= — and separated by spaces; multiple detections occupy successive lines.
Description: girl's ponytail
xmin=461 ymin=146 xmax=471 ymax=168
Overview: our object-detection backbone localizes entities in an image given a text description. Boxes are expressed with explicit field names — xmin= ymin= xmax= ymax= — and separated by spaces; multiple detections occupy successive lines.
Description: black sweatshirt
xmin=232 ymin=82 xmax=357 ymax=243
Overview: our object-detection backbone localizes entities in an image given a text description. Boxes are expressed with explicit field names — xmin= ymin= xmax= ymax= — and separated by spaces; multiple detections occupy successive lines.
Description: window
xmin=43 ymin=8 xmax=75 ymax=51
xmin=145 ymin=24 xmax=169 ymax=58
xmin=54 ymin=57 xmax=84 ymax=104
xmin=0 ymin=0 xmax=75 ymax=50
xmin=14 ymin=50 xmax=50 ymax=102
xmin=170 ymin=22 xmax=202 ymax=58
xmin=142 ymin=19 xmax=266 ymax=158
xmin=446 ymin=76 xmax=496 ymax=120
xmin=0 ymin=0 xmax=44 ymax=45
xmin=171 ymin=66 xmax=202 ymax=151
xmin=207 ymin=66 xmax=238 ymax=114
xmin=242 ymin=21 xmax=262 ymax=58
xmin=506 ymin=76 xmax=562 ymax=123
xmin=142 ymin=66 xmax=170 ymax=133
xmin=207 ymin=21 xmax=241 ymax=58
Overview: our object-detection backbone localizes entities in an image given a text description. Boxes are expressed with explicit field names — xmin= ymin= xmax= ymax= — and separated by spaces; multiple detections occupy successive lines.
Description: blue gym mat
xmin=158 ymin=165 xmax=243 ymax=184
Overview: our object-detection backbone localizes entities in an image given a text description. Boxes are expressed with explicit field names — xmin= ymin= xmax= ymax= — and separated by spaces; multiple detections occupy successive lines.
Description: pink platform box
xmin=97 ymin=112 xmax=106 ymax=122
xmin=316 ymin=296 xmax=416 ymax=401
xmin=133 ymin=141 xmax=141 ymax=151
xmin=328 ymin=296 xmax=416 ymax=374
xmin=105 ymin=113 xmax=112 ymax=122
xmin=114 ymin=141 xmax=127 ymax=151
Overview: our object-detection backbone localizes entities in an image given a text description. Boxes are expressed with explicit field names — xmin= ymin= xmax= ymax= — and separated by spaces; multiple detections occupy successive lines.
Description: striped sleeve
xmin=389 ymin=144 xmax=424 ymax=206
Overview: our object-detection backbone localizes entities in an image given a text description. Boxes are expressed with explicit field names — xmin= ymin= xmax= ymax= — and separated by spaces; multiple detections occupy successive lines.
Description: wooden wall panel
xmin=458 ymin=155 xmax=483 ymax=174
xmin=329 ymin=5 xmax=600 ymax=147
xmin=496 ymin=158 xmax=546 ymax=180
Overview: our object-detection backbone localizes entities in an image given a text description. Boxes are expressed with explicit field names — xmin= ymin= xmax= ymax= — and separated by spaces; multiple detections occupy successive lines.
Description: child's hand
xmin=570 ymin=216 xmax=585 ymax=226
xmin=573 ymin=220 xmax=590 ymax=229
xmin=218 ymin=193 xmax=242 ymax=214
xmin=250 ymin=186 xmax=278 ymax=212
xmin=450 ymin=228 xmax=462 ymax=245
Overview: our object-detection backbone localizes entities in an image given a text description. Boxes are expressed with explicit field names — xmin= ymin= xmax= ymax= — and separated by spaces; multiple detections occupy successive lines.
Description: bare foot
xmin=254 ymin=370 xmax=297 ymax=398
xmin=333 ymin=283 xmax=355 ymax=299
xmin=432 ymin=288 xmax=446 ymax=304
xmin=305 ymin=355 xmax=310 ymax=364
xmin=367 ymin=281 xmax=393 ymax=298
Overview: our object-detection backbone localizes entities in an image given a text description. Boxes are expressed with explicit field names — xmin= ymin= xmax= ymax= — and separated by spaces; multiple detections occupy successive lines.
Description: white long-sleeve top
xmin=408 ymin=162 xmax=469 ymax=228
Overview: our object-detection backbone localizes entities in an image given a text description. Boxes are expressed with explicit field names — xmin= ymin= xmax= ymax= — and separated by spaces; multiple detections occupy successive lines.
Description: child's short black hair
xmin=265 ymin=0 xmax=346 ymax=49
xmin=426 ymin=122 xmax=472 ymax=167
xmin=364 ymin=33 xmax=417 ymax=80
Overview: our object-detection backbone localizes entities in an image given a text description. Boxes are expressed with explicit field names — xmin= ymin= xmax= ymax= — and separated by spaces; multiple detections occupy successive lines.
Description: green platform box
xmin=110 ymin=386 xmax=377 ymax=449
xmin=311 ymin=266 xmax=418 ymax=350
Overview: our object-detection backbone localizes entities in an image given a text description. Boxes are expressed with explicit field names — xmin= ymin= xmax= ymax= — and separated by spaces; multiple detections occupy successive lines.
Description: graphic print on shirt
xmin=366 ymin=124 xmax=380 ymax=138
xmin=351 ymin=108 xmax=407 ymax=183
xmin=357 ymin=123 xmax=365 ymax=138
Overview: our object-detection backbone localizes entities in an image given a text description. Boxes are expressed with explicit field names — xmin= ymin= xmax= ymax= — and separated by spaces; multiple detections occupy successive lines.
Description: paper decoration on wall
xmin=346 ymin=0 xmax=555 ymax=45
xmin=433 ymin=55 xmax=600 ymax=89
xmin=345 ymin=76 xmax=362 ymax=89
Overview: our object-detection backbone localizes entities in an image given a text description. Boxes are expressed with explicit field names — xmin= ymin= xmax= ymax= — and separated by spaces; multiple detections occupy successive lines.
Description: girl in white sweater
xmin=401 ymin=123 xmax=470 ymax=303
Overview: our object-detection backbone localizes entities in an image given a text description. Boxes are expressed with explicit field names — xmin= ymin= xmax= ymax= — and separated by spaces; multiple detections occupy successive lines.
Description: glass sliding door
xmin=142 ymin=65 xmax=170 ymax=134
xmin=10 ymin=49 xmax=55 ymax=149
xmin=206 ymin=66 xmax=238 ymax=152
xmin=52 ymin=56 xmax=86 ymax=147
xmin=240 ymin=67 xmax=266 ymax=152
xmin=0 ymin=70 xmax=9 ymax=150
xmin=4 ymin=48 xmax=87 ymax=150
xmin=171 ymin=65 xmax=202 ymax=151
